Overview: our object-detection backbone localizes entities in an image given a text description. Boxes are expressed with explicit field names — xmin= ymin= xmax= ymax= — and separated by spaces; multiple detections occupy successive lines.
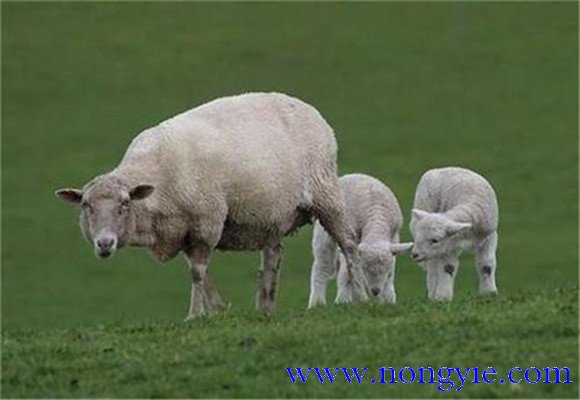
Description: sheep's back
xmin=128 ymin=93 xmax=338 ymax=225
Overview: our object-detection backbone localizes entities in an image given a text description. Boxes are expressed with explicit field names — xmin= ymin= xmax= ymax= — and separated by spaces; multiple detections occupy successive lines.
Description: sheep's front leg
xmin=203 ymin=272 xmax=226 ymax=312
xmin=426 ymin=257 xmax=458 ymax=301
xmin=476 ymin=232 xmax=498 ymax=295
xmin=256 ymin=243 xmax=284 ymax=313
xmin=184 ymin=245 xmax=212 ymax=321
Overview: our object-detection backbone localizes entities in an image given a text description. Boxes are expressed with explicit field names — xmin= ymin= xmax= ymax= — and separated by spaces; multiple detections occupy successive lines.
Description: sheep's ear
xmin=445 ymin=221 xmax=472 ymax=236
xmin=412 ymin=209 xmax=431 ymax=220
xmin=390 ymin=242 xmax=413 ymax=255
xmin=129 ymin=184 xmax=155 ymax=200
xmin=55 ymin=188 xmax=83 ymax=205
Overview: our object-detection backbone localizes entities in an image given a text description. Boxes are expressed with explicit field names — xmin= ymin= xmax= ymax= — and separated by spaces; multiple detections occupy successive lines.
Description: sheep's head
xmin=359 ymin=240 xmax=413 ymax=298
xmin=410 ymin=209 xmax=472 ymax=263
xmin=55 ymin=176 xmax=154 ymax=259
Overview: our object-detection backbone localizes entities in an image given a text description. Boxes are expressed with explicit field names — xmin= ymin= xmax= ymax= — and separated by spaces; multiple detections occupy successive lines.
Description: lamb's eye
xmin=430 ymin=238 xmax=440 ymax=244
xmin=81 ymin=203 xmax=93 ymax=213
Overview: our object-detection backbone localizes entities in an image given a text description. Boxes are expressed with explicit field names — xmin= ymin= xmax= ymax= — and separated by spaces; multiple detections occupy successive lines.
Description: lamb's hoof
xmin=308 ymin=300 xmax=326 ymax=309
xmin=334 ymin=294 xmax=352 ymax=304
xmin=353 ymin=291 xmax=369 ymax=302
xmin=379 ymin=296 xmax=396 ymax=305
xmin=429 ymin=296 xmax=453 ymax=302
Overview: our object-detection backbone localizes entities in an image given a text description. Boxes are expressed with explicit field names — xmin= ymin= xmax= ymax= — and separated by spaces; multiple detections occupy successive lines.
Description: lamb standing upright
xmin=55 ymin=92 xmax=367 ymax=320
xmin=309 ymin=174 xmax=413 ymax=307
xmin=409 ymin=167 xmax=499 ymax=301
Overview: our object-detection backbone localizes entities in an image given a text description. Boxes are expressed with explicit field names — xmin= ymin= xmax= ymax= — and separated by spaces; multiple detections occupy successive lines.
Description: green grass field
xmin=2 ymin=2 xmax=578 ymax=398
xmin=2 ymin=288 xmax=578 ymax=398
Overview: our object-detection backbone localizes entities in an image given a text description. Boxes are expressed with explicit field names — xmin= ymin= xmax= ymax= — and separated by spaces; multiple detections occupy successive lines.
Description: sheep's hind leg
xmin=476 ymin=232 xmax=498 ymax=295
xmin=312 ymin=180 xmax=368 ymax=302
xmin=256 ymin=243 xmax=284 ymax=314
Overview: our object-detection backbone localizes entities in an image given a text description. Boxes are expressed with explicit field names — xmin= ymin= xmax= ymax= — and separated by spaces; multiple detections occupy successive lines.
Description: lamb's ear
xmin=445 ymin=220 xmax=472 ymax=236
xmin=55 ymin=188 xmax=83 ymax=205
xmin=390 ymin=242 xmax=413 ymax=255
xmin=412 ymin=209 xmax=431 ymax=220
xmin=129 ymin=185 xmax=155 ymax=200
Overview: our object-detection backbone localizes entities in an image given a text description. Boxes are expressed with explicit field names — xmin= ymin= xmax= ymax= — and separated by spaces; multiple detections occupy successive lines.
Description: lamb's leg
xmin=335 ymin=253 xmax=353 ymax=303
xmin=256 ymin=243 xmax=284 ymax=313
xmin=184 ymin=245 xmax=212 ymax=320
xmin=309 ymin=222 xmax=339 ymax=308
xmin=426 ymin=257 xmax=458 ymax=301
xmin=380 ymin=266 xmax=397 ymax=305
xmin=476 ymin=232 xmax=498 ymax=295
xmin=312 ymin=180 xmax=368 ymax=302
xmin=425 ymin=260 xmax=439 ymax=299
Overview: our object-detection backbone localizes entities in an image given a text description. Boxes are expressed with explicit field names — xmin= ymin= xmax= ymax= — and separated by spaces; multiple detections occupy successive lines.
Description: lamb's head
xmin=358 ymin=240 xmax=413 ymax=298
xmin=410 ymin=209 xmax=472 ymax=263
xmin=55 ymin=176 xmax=154 ymax=259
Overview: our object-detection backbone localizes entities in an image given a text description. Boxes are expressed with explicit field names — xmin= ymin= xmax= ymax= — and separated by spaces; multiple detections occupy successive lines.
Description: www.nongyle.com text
xmin=285 ymin=366 xmax=572 ymax=392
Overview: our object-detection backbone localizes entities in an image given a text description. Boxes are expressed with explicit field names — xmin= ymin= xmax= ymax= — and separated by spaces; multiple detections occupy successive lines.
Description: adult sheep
xmin=55 ymin=92 xmax=367 ymax=320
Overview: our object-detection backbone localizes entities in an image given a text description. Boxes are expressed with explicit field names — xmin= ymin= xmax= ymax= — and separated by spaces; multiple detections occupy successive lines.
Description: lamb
xmin=55 ymin=92 xmax=368 ymax=320
xmin=308 ymin=173 xmax=413 ymax=307
xmin=409 ymin=167 xmax=499 ymax=301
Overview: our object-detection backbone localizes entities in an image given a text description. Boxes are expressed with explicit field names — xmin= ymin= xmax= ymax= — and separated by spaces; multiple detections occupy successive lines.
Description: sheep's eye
xmin=430 ymin=238 xmax=440 ymax=244
xmin=81 ymin=202 xmax=92 ymax=212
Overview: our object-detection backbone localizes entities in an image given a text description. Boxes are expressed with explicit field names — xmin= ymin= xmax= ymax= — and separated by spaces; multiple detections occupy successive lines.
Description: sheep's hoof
xmin=183 ymin=313 xmax=203 ymax=322
xmin=258 ymin=303 xmax=276 ymax=315
xmin=205 ymin=300 xmax=230 ymax=314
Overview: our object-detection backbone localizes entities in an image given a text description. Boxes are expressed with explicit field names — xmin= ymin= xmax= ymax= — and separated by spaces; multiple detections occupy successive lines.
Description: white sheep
xmin=409 ymin=167 xmax=499 ymax=301
xmin=55 ymin=92 xmax=368 ymax=320
xmin=308 ymin=173 xmax=413 ymax=307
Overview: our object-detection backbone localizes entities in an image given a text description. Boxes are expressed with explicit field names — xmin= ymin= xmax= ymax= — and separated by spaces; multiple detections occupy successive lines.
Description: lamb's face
xmin=359 ymin=241 xmax=393 ymax=297
xmin=359 ymin=240 xmax=413 ymax=297
xmin=56 ymin=177 xmax=154 ymax=259
xmin=410 ymin=209 xmax=472 ymax=263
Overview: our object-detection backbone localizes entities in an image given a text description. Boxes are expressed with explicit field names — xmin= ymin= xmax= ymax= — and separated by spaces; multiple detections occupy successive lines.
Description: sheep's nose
xmin=97 ymin=237 xmax=114 ymax=251
xmin=371 ymin=288 xmax=380 ymax=297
